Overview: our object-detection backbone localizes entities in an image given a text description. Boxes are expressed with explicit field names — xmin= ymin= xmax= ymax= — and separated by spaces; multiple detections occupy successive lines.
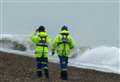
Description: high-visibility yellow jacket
xmin=52 ymin=30 xmax=75 ymax=57
xmin=31 ymin=31 xmax=51 ymax=58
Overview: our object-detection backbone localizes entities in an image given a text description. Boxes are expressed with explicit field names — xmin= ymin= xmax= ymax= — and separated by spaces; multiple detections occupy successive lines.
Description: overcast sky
xmin=0 ymin=0 xmax=119 ymax=47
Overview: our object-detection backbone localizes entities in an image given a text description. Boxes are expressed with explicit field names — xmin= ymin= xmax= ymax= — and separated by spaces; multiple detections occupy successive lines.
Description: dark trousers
xmin=59 ymin=56 xmax=68 ymax=70
xmin=35 ymin=57 xmax=49 ymax=78
xmin=36 ymin=57 xmax=48 ymax=70
xmin=59 ymin=56 xmax=68 ymax=80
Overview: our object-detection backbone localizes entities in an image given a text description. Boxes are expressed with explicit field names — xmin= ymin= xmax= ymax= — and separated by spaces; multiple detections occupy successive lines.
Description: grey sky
xmin=0 ymin=0 xmax=119 ymax=47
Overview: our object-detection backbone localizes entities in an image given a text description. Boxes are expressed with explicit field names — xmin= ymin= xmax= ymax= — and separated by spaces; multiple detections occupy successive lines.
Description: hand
xmin=52 ymin=51 xmax=55 ymax=55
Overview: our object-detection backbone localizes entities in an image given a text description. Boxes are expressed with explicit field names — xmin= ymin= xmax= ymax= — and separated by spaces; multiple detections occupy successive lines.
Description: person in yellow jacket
xmin=51 ymin=25 xmax=75 ymax=80
xmin=31 ymin=26 xmax=51 ymax=78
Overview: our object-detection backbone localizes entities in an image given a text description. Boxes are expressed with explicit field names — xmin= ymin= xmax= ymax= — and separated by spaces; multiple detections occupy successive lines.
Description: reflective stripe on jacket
xmin=31 ymin=31 xmax=51 ymax=58
xmin=52 ymin=30 xmax=75 ymax=57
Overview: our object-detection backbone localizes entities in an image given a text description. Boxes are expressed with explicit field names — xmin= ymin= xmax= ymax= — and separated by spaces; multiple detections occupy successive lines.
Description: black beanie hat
xmin=61 ymin=25 xmax=68 ymax=31
xmin=36 ymin=26 xmax=45 ymax=32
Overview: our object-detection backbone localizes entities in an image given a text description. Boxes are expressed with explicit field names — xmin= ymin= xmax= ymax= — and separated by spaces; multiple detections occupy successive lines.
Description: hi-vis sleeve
xmin=31 ymin=32 xmax=39 ymax=43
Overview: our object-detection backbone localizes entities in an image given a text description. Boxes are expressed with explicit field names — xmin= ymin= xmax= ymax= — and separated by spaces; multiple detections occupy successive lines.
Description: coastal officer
xmin=31 ymin=26 xmax=51 ymax=78
xmin=51 ymin=25 xmax=75 ymax=80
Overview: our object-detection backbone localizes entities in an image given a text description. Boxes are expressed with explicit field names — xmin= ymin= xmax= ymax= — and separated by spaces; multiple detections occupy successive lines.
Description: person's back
xmin=52 ymin=25 xmax=75 ymax=80
xmin=31 ymin=26 xmax=50 ymax=78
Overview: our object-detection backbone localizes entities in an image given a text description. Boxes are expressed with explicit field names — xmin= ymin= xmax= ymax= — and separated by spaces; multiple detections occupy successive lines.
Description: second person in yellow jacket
xmin=51 ymin=25 xmax=75 ymax=80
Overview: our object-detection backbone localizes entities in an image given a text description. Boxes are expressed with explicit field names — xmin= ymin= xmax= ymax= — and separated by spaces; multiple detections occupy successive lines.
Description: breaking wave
xmin=0 ymin=34 xmax=119 ymax=74
xmin=0 ymin=34 xmax=34 ymax=52
xmin=0 ymin=34 xmax=86 ymax=57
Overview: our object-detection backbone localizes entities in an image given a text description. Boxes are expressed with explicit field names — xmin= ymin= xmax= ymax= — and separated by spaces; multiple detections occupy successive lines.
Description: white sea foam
xmin=0 ymin=34 xmax=120 ymax=74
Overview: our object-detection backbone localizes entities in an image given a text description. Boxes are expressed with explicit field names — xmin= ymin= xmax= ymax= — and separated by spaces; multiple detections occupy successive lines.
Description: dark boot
xmin=44 ymin=69 xmax=49 ymax=78
xmin=61 ymin=71 xmax=68 ymax=80
xmin=37 ymin=71 xmax=42 ymax=77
